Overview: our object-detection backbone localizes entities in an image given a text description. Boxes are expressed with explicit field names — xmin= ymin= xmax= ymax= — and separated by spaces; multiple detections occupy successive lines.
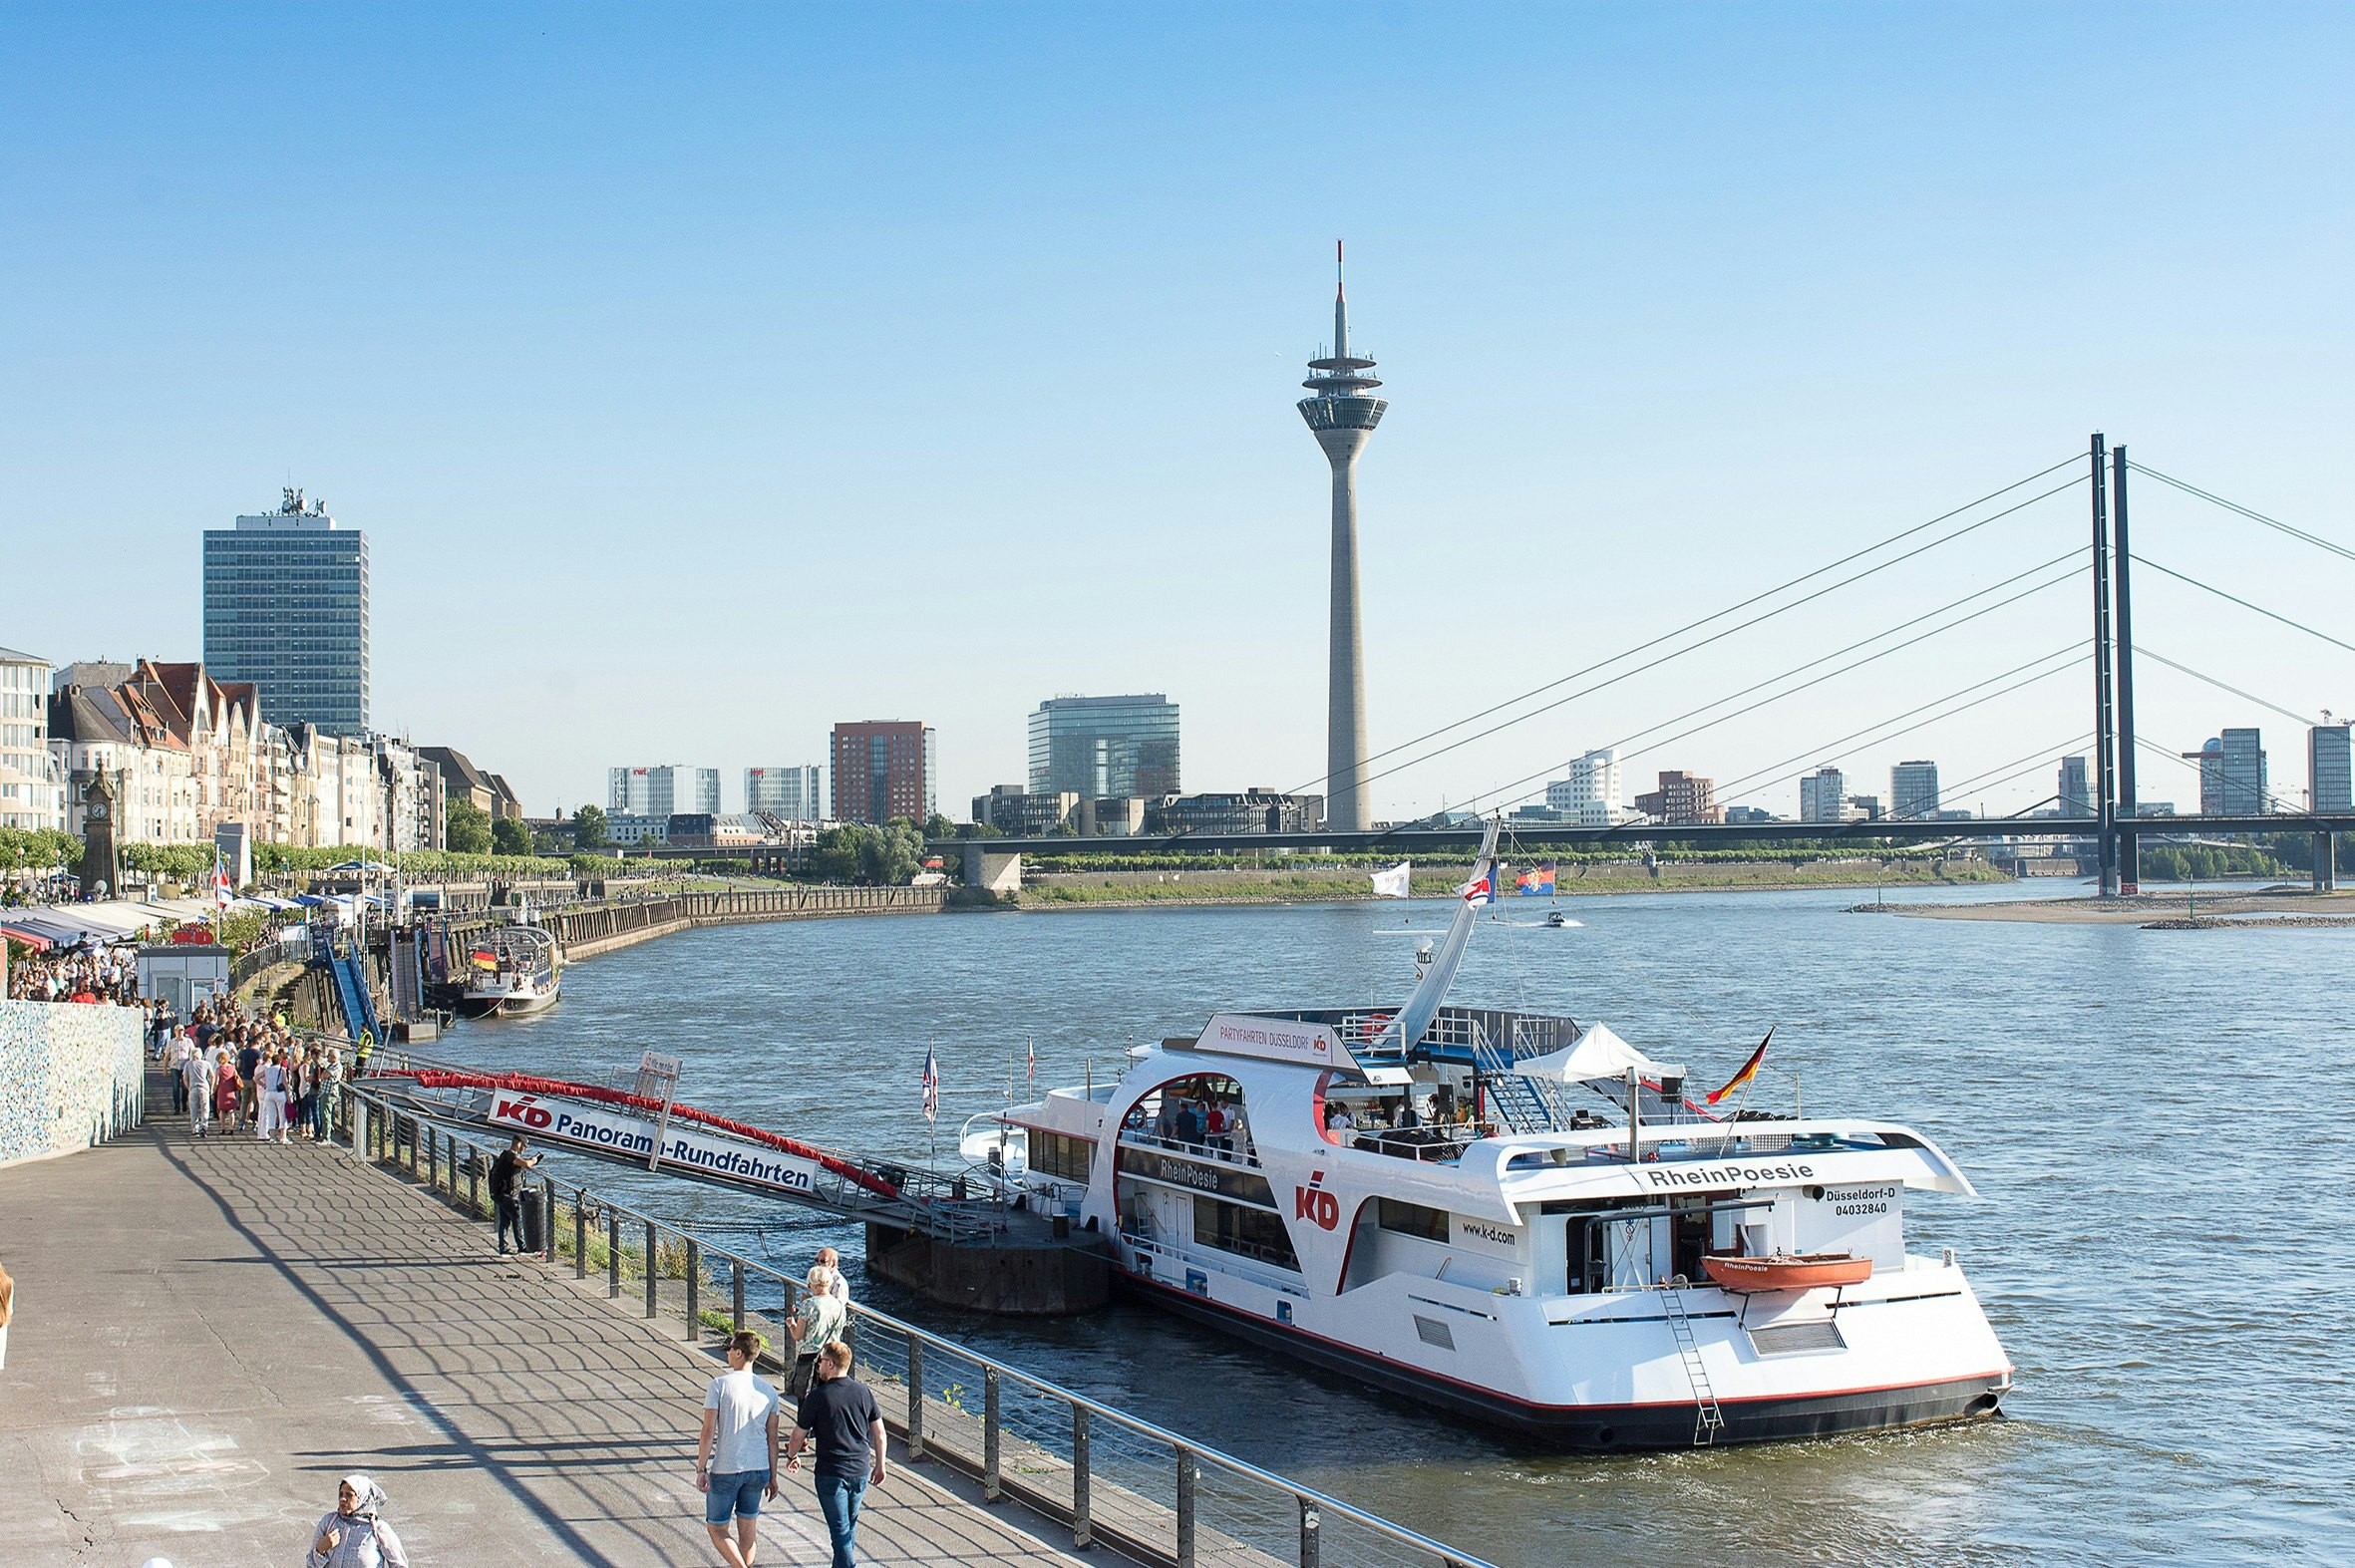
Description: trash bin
xmin=520 ymin=1187 xmax=548 ymax=1254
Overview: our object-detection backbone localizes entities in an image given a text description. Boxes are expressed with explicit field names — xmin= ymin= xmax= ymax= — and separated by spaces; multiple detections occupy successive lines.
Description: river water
xmin=437 ymin=884 xmax=2352 ymax=1566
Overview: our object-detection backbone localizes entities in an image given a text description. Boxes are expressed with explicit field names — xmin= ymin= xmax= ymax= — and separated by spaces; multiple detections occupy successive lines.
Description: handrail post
xmin=906 ymin=1339 xmax=924 ymax=1460
xmin=541 ymin=1177 xmax=557 ymax=1260
xmin=1177 ymin=1446 xmax=1196 ymax=1567
xmin=645 ymin=1221 xmax=658 ymax=1319
xmin=427 ymin=1127 xmax=439 ymax=1194
xmin=732 ymin=1258 xmax=745 ymax=1333
xmin=608 ymin=1209 xmax=621 ymax=1298
xmin=684 ymin=1237 xmax=700 ymax=1341
xmin=1299 ymin=1496 xmax=1321 ymax=1568
xmin=1072 ymin=1405 xmax=1092 ymax=1549
xmin=574 ymin=1192 xmax=588 ymax=1279
xmin=468 ymin=1152 xmax=480 ymax=1217
xmin=983 ymin=1368 xmax=1001 ymax=1502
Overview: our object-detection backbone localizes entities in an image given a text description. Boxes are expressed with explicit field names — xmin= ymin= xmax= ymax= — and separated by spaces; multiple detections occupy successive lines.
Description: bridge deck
xmin=0 ymin=1097 xmax=1087 ymax=1566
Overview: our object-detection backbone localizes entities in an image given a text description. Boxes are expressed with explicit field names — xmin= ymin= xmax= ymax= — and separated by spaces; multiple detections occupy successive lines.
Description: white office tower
xmin=1544 ymin=748 xmax=1634 ymax=826
xmin=609 ymin=766 xmax=720 ymax=817
xmin=746 ymin=766 xmax=824 ymax=821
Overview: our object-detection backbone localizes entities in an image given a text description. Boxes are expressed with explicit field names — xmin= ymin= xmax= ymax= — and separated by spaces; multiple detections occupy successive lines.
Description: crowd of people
xmin=4 ymin=943 xmax=145 ymax=1004
xmin=158 ymin=1001 xmax=345 ymax=1142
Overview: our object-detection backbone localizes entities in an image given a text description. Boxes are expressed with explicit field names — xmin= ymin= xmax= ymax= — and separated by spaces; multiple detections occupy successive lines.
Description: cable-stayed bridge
xmin=868 ymin=435 xmax=2347 ymax=893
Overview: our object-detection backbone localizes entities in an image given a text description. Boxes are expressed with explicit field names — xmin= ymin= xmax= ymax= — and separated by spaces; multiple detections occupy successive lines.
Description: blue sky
xmin=5 ymin=4 xmax=2350 ymax=819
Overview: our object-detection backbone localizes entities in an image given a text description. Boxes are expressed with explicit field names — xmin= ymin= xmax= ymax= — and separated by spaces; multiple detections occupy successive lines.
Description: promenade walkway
xmin=0 ymin=1105 xmax=1087 ymax=1566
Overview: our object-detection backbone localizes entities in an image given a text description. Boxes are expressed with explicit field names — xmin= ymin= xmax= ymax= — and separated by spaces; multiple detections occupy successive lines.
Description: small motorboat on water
xmin=1701 ymin=1252 xmax=1874 ymax=1294
xmin=1544 ymin=910 xmax=1571 ymax=928
xmin=457 ymin=922 xmax=562 ymax=1019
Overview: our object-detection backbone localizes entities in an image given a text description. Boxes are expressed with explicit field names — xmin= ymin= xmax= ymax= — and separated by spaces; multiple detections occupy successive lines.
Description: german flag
xmin=1706 ymin=1028 xmax=1774 ymax=1105
xmin=471 ymin=949 xmax=499 ymax=971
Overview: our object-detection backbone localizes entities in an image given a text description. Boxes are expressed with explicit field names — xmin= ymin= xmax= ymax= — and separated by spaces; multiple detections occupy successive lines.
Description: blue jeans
xmin=814 ymin=1473 xmax=868 ymax=1568
xmin=703 ymin=1469 xmax=767 ymax=1524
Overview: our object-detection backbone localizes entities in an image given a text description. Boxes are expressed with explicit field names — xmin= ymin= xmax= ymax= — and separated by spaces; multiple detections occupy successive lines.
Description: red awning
xmin=0 ymin=924 xmax=54 ymax=952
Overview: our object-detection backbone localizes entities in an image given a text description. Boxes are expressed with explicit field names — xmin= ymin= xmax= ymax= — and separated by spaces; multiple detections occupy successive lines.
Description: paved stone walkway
xmin=0 ymin=1109 xmax=1088 ymax=1566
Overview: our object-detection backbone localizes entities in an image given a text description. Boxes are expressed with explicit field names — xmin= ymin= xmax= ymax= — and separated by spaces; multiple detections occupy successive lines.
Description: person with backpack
xmin=785 ymin=1340 xmax=886 ymax=1568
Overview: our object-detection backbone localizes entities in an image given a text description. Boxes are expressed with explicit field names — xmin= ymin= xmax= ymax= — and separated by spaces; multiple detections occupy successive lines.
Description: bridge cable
xmin=1603 ymin=554 xmax=2087 ymax=765
xmin=2131 ymin=555 xmax=2355 ymax=658
xmin=1703 ymin=650 xmax=2089 ymax=807
xmin=1284 ymin=458 xmax=2090 ymax=798
xmin=1448 ymin=645 xmax=2084 ymax=818
xmin=2126 ymin=462 xmax=2355 ymax=568
xmin=1324 ymin=473 xmax=2092 ymax=803
xmin=2132 ymin=646 xmax=2322 ymax=730
xmin=1920 ymin=732 xmax=2099 ymax=812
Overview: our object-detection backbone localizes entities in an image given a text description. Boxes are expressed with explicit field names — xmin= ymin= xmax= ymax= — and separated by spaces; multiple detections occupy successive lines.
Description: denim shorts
xmin=704 ymin=1469 xmax=766 ymax=1524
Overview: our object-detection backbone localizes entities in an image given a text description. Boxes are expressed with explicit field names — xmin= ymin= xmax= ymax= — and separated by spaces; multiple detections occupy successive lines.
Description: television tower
xmin=1298 ymin=241 xmax=1388 ymax=832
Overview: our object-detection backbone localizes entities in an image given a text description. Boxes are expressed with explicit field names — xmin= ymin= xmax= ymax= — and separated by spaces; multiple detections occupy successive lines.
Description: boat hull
xmin=457 ymin=985 xmax=559 ymax=1019
xmin=1116 ymin=1267 xmax=2007 ymax=1449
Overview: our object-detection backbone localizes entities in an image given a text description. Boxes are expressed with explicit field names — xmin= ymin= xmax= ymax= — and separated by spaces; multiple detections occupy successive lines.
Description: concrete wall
xmin=0 ymin=1000 xmax=145 ymax=1169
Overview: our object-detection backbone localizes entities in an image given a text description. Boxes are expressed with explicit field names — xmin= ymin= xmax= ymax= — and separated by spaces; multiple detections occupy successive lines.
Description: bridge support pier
xmin=2316 ymin=832 xmax=2337 ymax=893
xmin=962 ymin=845 xmax=1023 ymax=895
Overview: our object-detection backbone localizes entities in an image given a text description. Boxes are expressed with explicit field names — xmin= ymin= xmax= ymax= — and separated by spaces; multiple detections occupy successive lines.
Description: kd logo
xmin=1293 ymin=1184 xmax=1341 ymax=1231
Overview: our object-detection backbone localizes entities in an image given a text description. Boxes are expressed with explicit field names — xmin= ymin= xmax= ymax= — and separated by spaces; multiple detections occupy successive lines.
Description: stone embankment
xmin=456 ymin=883 xmax=948 ymax=960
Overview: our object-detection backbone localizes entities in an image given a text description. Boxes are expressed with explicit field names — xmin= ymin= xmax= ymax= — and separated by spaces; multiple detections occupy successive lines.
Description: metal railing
xmin=338 ymin=1083 xmax=1493 ymax=1568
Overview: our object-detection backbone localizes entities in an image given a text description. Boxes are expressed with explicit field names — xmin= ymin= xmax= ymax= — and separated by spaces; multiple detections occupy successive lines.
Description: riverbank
xmin=1014 ymin=857 xmax=2012 ymax=909
xmin=1881 ymin=885 xmax=2355 ymax=924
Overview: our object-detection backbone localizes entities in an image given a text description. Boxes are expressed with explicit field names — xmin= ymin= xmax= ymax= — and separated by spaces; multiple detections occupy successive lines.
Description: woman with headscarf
xmin=306 ymin=1474 xmax=408 ymax=1567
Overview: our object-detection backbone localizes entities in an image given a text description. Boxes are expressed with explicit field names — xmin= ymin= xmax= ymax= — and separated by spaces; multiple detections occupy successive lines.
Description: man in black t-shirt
xmin=489 ymin=1135 xmax=539 ymax=1256
xmin=786 ymin=1340 xmax=885 ymax=1568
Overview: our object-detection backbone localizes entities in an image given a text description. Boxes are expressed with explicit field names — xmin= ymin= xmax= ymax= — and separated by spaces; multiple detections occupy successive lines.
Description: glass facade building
xmin=609 ymin=766 xmax=720 ymax=817
xmin=1890 ymin=760 xmax=1940 ymax=820
xmin=746 ymin=765 xmax=824 ymax=820
xmin=201 ymin=494 xmax=369 ymax=735
xmin=1028 ymin=694 xmax=1180 ymax=800
xmin=2312 ymin=724 xmax=2353 ymax=814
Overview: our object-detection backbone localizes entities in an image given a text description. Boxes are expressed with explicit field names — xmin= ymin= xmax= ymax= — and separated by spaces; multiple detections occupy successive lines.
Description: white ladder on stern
xmin=1660 ymin=1282 xmax=1726 ymax=1446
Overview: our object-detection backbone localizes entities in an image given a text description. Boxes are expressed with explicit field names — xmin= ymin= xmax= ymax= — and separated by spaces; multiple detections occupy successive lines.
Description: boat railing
xmin=1123 ymin=1224 xmax=1309 ymax=1299
xmin=1118 ymin=1125 xmax=1264 ymax=1169
xmin=338 ymin=1084 xmax=1492 ymax=1568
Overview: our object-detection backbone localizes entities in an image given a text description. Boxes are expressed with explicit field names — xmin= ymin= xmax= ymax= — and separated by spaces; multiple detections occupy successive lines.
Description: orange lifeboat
xmin=1701 ymin=1252 xmax=1873 ymax=1294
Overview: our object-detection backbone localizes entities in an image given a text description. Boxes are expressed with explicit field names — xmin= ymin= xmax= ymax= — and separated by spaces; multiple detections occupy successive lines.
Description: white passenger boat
xmin=456 ymin=922 xmax=562 ymax=1018
xmin=989 ymin=823 xmax=2012 ymax=1449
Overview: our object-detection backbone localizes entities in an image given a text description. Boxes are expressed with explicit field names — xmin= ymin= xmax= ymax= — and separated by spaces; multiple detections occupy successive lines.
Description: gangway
xmin=359 ymin=1054 xmax=1067 ymax=1257
xmin=313 ymin=923 xmax=382 ymax=1046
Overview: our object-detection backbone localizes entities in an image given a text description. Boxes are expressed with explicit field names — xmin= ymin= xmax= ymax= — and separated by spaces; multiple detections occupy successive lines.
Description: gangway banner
xmin=486 ymin=1090 xmax=821 ymax=1197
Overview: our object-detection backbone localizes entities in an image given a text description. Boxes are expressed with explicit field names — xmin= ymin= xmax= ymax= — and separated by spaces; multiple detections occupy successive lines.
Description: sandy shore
xmin=1884 ymin=886 xmax=2355 ymax=925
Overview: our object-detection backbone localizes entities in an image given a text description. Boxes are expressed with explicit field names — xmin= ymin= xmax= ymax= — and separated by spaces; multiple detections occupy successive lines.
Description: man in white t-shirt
xmin=696 ymin=1331 xmax=782 ymax=1568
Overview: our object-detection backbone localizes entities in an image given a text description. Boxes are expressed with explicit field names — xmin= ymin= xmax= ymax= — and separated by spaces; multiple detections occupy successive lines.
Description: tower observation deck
xmin=1299 ymin=242 xmax=1388 ymax=832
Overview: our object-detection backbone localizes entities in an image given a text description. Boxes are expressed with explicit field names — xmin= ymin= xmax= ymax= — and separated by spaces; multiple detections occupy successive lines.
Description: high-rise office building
xmin=1544 ymin=748 xmax=1632 ymax=826
xmin=1027 ymin=695 xmax=1180 ymax=800
xmin=2057 ymin=756 xmax=2091 ymax=816
xmin=1799 ymin=766 xmax=1848 ymax=823
xmin=0 ymin=646 xmax=63 ymax=831
xmin=1890 ymin=761 xmax=1941 ymax=820
xmin=2184 ymin=729 xmax=2268 ymax=814
xmin=1298 ymin=245 xmax=1387 ymax=832
xmin=2311 ymin=723 xmax=2353 ymax=813
xmin=609 ymin=766 xmax=719 ymax=817
xmin=830 ymin=721 xmax=936 ymax=824
xmin=746 ymin=765 xmax=825 ymax=821
xmin=202 ymin=488 xmax=370 ymax=735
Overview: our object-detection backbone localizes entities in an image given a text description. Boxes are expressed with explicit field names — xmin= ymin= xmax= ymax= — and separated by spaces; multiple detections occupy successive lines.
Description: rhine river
xmin=438 ymin=883 xmax=2351 ymax=1566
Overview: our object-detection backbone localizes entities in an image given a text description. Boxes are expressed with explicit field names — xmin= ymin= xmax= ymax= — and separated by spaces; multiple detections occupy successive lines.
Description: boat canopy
xmin=1511 ymin=1022 xmax=1683 ymax=1084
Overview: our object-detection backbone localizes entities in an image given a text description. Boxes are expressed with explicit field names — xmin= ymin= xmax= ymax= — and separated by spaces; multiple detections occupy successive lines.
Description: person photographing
xmin=490 ymin=1134 xmax=540 ymax=1256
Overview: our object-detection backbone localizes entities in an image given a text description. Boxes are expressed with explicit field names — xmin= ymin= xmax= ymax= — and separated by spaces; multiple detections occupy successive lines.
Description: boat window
xmin=1192 ymin=1195 xmax=1300 ymax=1271
xmin=1128 ymin=1075 xmax=1252 ymax=1159
xmin=1032 ymin=1129 xmax=1095 ymax=1182
xmin=1376 ymin=1197 xmax=1449 ymax=1242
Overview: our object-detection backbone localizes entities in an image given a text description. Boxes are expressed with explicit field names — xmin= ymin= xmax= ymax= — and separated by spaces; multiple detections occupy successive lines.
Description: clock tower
xmin=82 ymin=769 xmax=121 ymax=900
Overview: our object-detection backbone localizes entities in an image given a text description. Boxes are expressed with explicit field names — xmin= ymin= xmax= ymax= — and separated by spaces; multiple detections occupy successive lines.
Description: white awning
xmin=1512 ymin=1022 xmax=1683 ymax=1084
